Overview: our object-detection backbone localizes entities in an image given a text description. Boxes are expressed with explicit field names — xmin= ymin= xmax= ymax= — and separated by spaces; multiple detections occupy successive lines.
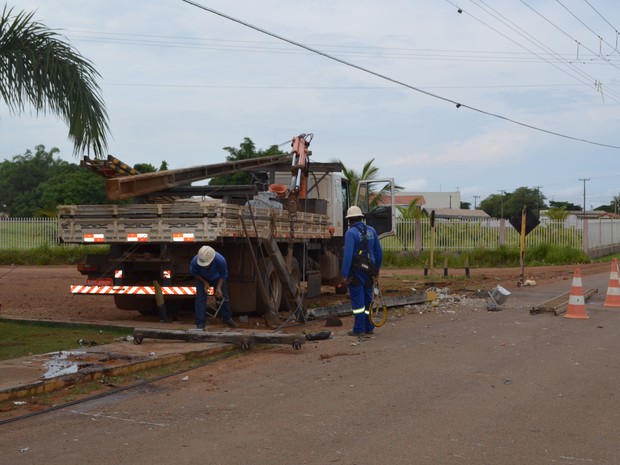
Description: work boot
xmin=224 ymin=319 xmax=238 ymax=329
xmin=347 ymin=330 xmax=363 ymax=337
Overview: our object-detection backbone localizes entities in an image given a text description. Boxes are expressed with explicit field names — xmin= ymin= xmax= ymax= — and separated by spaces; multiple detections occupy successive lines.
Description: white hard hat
xmin=197 ymin=245 xmax=216 ymax=266
xmin=345 ymin=206 xmax=364 ymax=219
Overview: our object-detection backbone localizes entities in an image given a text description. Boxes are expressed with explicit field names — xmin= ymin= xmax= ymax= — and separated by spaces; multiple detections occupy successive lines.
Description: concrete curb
xmin=0 ymin=317 xmax=237 ymax=402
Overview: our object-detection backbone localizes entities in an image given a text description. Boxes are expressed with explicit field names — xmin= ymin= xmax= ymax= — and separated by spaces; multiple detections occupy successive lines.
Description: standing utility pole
xmin=473 ymin=195 xmax=480 ymax=210
xmin=499 ymin=190 xmax=506 ymax=219
xmin=579 ymin=178 xmax=590 ymax=218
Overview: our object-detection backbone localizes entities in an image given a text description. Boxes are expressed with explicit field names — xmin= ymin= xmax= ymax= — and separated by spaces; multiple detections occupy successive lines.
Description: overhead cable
xmin=180 ymin=0 xmax=620 ymax=150
xmin=556 ymin=0 xmax=620 ymax=57
xmin=461 ymin=0 xmax=620 ymax=103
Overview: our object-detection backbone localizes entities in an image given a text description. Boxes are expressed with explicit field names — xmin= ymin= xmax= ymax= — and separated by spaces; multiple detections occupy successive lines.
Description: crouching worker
xmin=190 ymin=245 xmax=237 ymax=329
xmin=341 ymin=206 xmax=383 ymax=336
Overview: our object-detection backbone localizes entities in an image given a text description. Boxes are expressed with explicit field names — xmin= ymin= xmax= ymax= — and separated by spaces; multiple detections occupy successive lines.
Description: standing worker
xmin=190 ymin=245 xmax=238 ymax=329
xmin=341 ymin=206 xmax=383 ymax=337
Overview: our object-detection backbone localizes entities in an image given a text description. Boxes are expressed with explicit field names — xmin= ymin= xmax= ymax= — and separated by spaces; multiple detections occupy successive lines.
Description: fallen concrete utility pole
xmin=307 ymin=291 xmax=429 ymax=319
xmin=529 ymin=288 xmax=598 ymax=316
xmin=132 ymin=328 xmax=305 ymax=350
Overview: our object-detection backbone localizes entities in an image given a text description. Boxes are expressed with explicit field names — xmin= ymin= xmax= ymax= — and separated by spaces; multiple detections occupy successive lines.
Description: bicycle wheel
xmin=369 ymin=286 xmax=387 ymax=327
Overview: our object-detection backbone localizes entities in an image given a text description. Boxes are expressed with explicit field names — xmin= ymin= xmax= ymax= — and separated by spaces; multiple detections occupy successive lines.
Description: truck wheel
xmin=256 ymin=258 xmax=282 ymax=316
xmin=279 ymin=257 xmax=301 ymax=312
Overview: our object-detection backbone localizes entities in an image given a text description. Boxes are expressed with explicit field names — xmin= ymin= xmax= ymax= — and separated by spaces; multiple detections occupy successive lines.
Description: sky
xmin=2 ymin=0 xmax=620 ymax=210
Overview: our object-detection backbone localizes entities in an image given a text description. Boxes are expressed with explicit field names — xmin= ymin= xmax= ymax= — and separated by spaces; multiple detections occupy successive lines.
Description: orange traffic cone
xmin=564 ymin=268 xmax=589 ymax=319
xmin=603 ymin=258 xmax=620 ymax=308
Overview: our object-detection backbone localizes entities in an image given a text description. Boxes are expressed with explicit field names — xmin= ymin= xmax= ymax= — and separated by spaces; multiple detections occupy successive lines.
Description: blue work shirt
xmin=190 ymin=252 xmax=229 ymax=283
xmin=341 ymin=222 xmax=383 ymax=280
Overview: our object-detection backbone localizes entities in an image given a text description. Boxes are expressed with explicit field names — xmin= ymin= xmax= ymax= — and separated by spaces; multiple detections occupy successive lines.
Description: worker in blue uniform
xmin=190 ymin=245 xmax=237 ymax=329
xmin=341 ymin=206 xmax=383 ymax=336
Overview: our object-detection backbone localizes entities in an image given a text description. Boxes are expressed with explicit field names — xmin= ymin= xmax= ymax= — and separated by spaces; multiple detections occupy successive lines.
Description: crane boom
xmin=105 ymin=154 xmax=293 ymax=200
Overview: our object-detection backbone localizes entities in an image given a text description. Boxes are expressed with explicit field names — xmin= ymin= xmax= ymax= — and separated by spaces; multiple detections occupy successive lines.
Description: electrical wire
xmin=181 ymin=0 xmax=620 ymax=150
xmin=461 ymin=0 xmax=620 ymax=103
xmin=582 ymin=0 xmax=620 ymax=52
xmin=556 ymin=0 xmax=620 ymax=57
xmin=523 ymin=0 xmax=620 ymax=67
xmin=69 ymin=28 xmax=620 ymax=64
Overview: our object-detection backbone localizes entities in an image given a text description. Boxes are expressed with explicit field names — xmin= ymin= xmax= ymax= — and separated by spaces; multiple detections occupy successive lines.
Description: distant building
xmin=540 ymin=209 xmax=620 ymax=225
xmin=422 ymin=207 xmax=490 ymax=220
xmin=391 ymin=191 xmax=462 ymax=210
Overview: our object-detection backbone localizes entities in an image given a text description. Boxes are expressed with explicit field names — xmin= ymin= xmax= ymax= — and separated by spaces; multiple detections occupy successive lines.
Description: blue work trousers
xmin=195 ymin=279 xmax=232 ymax=328
xmin=348 ymin=282 xmax=374 ymax=334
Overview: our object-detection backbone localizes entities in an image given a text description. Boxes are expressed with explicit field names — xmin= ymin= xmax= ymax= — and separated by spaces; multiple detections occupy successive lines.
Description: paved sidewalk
xmin=0 ymin=320 xmax=232 ymax=401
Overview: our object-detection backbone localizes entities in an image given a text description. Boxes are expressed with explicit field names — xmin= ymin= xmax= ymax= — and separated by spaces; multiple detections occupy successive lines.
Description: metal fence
xmin=0 ymin=218 xmax=60 ymax=249
xmin=383 ymin=218 xmax=584 ymax=252
xmin=2 ymin=216 xmax=620 ymax=256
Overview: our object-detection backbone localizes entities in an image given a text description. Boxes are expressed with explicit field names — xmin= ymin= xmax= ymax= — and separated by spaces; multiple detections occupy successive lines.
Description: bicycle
xmin=369 ymin=276 xmax=387 ymax=327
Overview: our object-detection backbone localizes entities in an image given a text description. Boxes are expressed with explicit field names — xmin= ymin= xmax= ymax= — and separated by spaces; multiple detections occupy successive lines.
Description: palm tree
xmin=0 ymin=5 xmax=110 ymax=158
xmin=544 ymin=207 xmax=570 ymax=221
xmin=339 ymin=158 xmax=401 ymax=207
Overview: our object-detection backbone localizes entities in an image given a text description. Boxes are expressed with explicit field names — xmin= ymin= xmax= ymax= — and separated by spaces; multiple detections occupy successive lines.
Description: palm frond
xmin=0 ymin=6 xmax=110 ymax=158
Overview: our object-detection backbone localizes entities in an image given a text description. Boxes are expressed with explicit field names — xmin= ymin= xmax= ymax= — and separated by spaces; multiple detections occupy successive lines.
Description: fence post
xmin=414 ymin=219 xmax=422 ymax=254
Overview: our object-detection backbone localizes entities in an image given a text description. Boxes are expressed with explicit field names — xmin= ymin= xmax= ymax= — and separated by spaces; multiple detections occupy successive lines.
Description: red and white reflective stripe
xmin=127 ymin=233 xmax=149 ymax=242
xmin=162 ymin=270 xmax=171 ymax=279
xmin=70 ymin=285 xmax=213 ymax=295
xmin=83 ymin=233 xmax=105 ymax=243
xmin=114 ymin=269 xmax=123 ymax=279
xmin=172 ymin=233 xmax=195 ymax=242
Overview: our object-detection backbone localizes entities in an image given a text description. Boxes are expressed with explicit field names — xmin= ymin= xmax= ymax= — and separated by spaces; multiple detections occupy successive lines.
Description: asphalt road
xmin=2 ymin=271 xmax=619 ymax=465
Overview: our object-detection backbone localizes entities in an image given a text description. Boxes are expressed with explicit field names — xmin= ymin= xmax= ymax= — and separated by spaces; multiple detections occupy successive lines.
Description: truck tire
xmin=256 ymin=258 xmax=282 ymax=316
xmin=279 ymin=257 xmax=301 ymax=312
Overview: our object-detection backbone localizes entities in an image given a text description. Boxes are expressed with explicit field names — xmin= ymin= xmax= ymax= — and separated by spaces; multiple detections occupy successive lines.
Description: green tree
xmin=133 ymin=163 xmax=157 ymax=173
xmin=479 ymin=193 xmax=504 ymax=218
xmin=504 ymin=187 xmax=546 ymax=218
xmin=37 ymin=168 xmax=106 ymax=214
xmin=0 ymin=6 xmax=110 ymax=157
xmin=544 ymin=207 xmax=570 ymax=221
xmin=396 ymin=197 xmax=424 ymax=251
xmin=209 ymin=137 xmax=285 ymax=186
xmin=480 ymin=187 xmax=546 ymax=219
xmin=549 ymin=200 xmax=581 ymax=211
xmin=0 ymin=145 xmax=107 ymax=216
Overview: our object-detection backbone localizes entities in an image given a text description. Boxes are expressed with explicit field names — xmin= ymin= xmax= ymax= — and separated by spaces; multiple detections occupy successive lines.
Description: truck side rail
xmin=58 ymin=202 xmax=331 ymax=244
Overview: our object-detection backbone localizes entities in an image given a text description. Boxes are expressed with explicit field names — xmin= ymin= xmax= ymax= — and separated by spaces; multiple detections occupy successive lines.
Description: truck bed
xmin=58 ymin=201 xmax=331 ymax=244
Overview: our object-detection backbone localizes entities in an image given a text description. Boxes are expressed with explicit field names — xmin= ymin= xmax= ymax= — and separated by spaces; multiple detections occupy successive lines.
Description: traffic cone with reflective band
xmin=563 ymin=268 xmax=588 ymax=319
xmin=603 ymin=258 xmax=620 ymax=308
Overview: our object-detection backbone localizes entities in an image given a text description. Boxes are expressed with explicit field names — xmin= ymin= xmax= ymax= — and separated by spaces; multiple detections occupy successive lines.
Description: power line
xmin=582 ymin=0 xmax=620 ymax=47
xmin=68 ymin=29 xmax=620 ymax=65
xmin=464 ymin=0 xmax=620 ymax=102
xmin=555 ymin=0 xmax=620 ymax=57
xmin=521 ymin=0 xmax=620 ymax=68
xmin=180 ymin=0 xmax=620 ymax=150
xmin=101 ymin=82 xmax=620 ymax=90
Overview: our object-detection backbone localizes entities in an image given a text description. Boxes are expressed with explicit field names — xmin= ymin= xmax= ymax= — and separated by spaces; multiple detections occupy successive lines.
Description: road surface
xmin=1 ymin=269 xmax=619 ymax=465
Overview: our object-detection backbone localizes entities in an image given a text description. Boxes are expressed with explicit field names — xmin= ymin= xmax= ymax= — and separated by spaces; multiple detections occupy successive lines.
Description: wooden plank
xmin=307 ymin=292 xmax=428 ymax=319
xmin=132 ymin=328 xmax=305 ymax=349
xmin=530 ymin=288 xmax=598 ymax=315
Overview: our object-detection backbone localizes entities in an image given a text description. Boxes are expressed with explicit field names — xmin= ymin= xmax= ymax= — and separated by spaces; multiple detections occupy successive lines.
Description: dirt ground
xmin=0 ymin=262 xmax=612 ymax=325
xmin=2 ymin=262 xmax=619 ymax=464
